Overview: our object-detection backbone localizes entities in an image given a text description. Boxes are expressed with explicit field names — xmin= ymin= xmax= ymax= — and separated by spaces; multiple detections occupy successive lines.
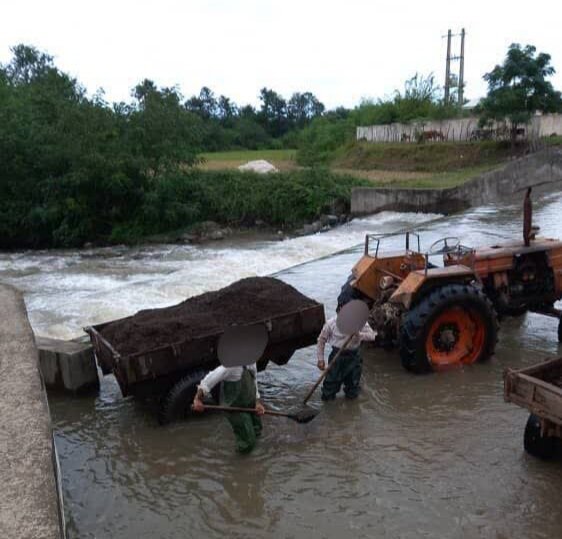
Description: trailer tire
xmin=399 ymin=283 xmax=498 ymax=373
xmin=158 ymin=370 xmax=207 ymax=426
xmin=524 ymin=414 xmax=557 ymax=459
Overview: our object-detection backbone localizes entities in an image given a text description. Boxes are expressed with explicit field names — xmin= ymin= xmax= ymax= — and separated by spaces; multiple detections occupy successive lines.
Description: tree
xmin=4 ymin=44 xmax=54 ymax=85
xmin=479 ymin=43 xmax=562 ymax=135
xmin=129 ymin=80 xmax=202 ymax=169
xmin=217 ymin=95 xmax=237 ymax=119
xmin=258 ymin=87 xmax=288 ymax=137
xmin=287 ymin=92 xmax=325 ymax=128
xmin=392 ymin=73 xmax=441 ymax=122
xmin=185 ymin=86 xmax=218 ymax=119
xmin=399 ymin=73 xmax=440 ymax=102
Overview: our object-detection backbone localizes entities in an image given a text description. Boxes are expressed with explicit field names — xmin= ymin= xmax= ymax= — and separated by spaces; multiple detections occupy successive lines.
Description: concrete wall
xmin=351 ymin=147 xmax=562 ymax=216
xmin=37 ymin=336 xmax=99 ymax=394
xmin=356 ymin=113 xmax=562 ymax=143
xmin=0 ymin=285 xmax=65 ymax=539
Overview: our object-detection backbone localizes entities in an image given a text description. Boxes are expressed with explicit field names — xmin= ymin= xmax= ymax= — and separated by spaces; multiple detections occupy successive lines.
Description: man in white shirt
xmin=317 ymin=310 xmax=377 ymax=400
xmin=193 ymin=364 xmax=265 ymax=453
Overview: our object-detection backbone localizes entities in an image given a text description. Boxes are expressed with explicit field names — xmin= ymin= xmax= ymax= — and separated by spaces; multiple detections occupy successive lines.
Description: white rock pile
xmin=237 ymin=160 xmax=278 ymax=174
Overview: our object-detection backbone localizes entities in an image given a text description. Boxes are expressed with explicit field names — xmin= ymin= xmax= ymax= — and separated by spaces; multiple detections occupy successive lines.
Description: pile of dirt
xmin=100 ymin=277 xmax=317 ymax=356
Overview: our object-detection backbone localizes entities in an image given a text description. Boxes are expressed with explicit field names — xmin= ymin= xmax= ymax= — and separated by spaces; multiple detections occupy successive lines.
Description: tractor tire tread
xmin=158 ymin=369 xmax=207 ymax=426
xmin=398 ymin=283 xmax=498 ymax=374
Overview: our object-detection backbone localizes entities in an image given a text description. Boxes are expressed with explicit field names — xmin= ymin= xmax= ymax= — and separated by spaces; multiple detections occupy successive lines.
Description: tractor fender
xmin=390 ymin=265 xmax=477 ymax=309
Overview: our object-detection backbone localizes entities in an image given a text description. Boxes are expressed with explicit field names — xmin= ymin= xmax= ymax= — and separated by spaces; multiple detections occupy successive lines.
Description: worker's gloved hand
xmin=255 ymin=401 xmax=265 ymax=416
xmin=317 ymin=360 xmax=326 ymax=371
xmin=192 ymin=398 xmax=205 ymax=413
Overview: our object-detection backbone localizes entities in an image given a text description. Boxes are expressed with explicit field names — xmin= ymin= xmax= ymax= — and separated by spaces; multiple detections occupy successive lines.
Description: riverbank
xmin=0 ymin=168 xmax=371 ymax=250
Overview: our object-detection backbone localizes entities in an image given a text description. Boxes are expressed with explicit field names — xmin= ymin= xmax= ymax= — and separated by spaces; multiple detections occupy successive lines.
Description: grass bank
xmin=333 ymin=164 xmax=504 ymax=189
xmin=332 ymin=140 xmax=513 ymax=173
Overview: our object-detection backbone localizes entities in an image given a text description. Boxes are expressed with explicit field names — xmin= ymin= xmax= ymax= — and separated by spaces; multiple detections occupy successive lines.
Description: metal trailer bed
xmin=85 ymin=302 xmax=325 ymax=400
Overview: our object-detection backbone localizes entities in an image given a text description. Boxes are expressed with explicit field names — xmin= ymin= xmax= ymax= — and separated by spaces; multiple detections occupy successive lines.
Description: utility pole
xmin=444 ymin=29 xmax=452 ymax=105
xmin=458 ymin=28 xmax=465 ymax=106
xmin=442 ymin=28 xmax=466 ymax=106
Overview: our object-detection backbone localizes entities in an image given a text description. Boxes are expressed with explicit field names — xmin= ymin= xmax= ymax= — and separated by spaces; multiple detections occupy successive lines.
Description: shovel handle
xmin=302 ymin=333 xmax=355 ymax=405
xmin=198 ymin=404 xmax=291 ymax=418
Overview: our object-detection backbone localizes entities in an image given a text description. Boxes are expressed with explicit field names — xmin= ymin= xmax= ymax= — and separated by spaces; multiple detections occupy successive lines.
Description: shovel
xmin=197 ymin=404 xmax=319 ymax=424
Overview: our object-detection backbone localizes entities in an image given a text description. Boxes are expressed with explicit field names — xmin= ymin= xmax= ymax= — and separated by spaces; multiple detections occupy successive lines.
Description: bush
xmin=296 ymin=117 xmax=355 ymax=166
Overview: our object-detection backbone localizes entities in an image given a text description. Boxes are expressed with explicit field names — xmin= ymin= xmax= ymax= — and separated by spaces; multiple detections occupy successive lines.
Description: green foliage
xmin=479 ymin=43 xmax=562 ymax=129
xmin=128 ymin=79 xmax=203 ymax=169
xmin=296 ymin=117 xmax=355 ymax=166
xmin=0 ymin=44 xmax=201 ymax=247
xmin=164 ymin=169 xmax=369 ymax=228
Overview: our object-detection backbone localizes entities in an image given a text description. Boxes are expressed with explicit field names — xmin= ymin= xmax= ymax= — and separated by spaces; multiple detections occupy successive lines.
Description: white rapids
xmin=0 ymin=211 xmax=440 ymax=339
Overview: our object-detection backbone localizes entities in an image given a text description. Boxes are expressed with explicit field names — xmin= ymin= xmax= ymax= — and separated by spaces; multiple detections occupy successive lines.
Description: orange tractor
xmin=342 ymin=190 xmax=562 ymax=373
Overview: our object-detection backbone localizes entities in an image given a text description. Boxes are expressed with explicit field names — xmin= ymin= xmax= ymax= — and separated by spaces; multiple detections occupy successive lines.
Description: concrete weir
xmin=0 ymin=285 xmax=65 ymax=539
xmin=37 ymin=336 xmax=99 ymax=394
xmin=351 ymin=147 xmax=562 ymax=216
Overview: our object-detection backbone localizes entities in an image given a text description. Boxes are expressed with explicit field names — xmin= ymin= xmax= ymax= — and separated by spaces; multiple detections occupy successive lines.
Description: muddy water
xmin=5 ymin=192 xmax=562 ymax=538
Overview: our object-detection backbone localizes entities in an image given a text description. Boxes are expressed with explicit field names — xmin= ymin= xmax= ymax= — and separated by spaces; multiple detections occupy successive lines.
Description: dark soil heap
xmin=100 ymin=277 xmax=317 ymax=356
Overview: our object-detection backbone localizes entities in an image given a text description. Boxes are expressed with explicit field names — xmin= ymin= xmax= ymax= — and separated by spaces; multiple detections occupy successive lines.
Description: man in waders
xmin=316 ymin=306 xmax=377 ymax=400
xmin=192 ymin=364 xmax=265 ymax=453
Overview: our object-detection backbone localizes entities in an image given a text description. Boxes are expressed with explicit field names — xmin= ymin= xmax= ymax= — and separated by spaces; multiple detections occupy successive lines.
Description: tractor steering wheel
xmin=428 ymin=237 xmax=460 ymax=255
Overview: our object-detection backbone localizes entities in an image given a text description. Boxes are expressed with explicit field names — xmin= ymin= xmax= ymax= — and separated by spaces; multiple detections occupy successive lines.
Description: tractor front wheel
xmin=399 ymin=283 xmax=498 ymax=373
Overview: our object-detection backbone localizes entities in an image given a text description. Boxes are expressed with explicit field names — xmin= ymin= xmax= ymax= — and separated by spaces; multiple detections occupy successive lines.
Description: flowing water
xmin=2 ymin=191 xmax=562 ymax=538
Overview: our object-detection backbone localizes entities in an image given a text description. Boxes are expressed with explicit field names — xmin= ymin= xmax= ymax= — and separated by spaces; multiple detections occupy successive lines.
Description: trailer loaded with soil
xmin=504 ymin=357 xmax=562 ymax=459
xmin=85 ymin=277 xmax=325 ymax=424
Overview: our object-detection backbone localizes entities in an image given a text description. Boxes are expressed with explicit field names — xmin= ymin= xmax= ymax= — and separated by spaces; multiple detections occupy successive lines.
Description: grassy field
xmin=200 ymin=149 xmax=297 ymax=171
xmin=200 ymin=145 xmax=507 ymax=190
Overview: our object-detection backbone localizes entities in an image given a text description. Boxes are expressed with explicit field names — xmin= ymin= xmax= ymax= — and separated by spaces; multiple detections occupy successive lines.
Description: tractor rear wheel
xmin=399 ymin=283 xmax=498 ymax=373
xmin=524 ymin=414 xmax=557 ymax=459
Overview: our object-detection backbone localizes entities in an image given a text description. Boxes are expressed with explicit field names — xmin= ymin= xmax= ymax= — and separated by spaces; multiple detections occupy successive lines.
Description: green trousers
xmin=321 ymin=347 xmax=362 ymax=400
xmin=222 ymin=368 xmax=262 ymax=453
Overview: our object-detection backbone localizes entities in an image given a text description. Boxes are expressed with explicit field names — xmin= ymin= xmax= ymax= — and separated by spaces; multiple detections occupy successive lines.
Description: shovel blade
xmin=290 ymin=407 xmax=320 ymax=424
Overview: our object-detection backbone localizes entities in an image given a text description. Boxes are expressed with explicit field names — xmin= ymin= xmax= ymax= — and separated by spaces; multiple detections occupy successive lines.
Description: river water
xmin=3 ymin=191 xmax=562 ymax=538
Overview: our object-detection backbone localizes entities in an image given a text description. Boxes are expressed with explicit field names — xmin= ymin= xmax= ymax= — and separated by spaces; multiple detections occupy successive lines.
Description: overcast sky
xmin=2 ymin=0 xmax=561 ymax=109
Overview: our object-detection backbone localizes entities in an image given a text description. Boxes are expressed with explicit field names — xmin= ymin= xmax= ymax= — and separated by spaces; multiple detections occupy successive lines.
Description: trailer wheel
xmin=524 ymin=414 xmax=557 ymax=459
xmin=158 ymin=370 xmax=207 ymax=426
xmin=399 ymin=283 xmax=498 ymax=373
